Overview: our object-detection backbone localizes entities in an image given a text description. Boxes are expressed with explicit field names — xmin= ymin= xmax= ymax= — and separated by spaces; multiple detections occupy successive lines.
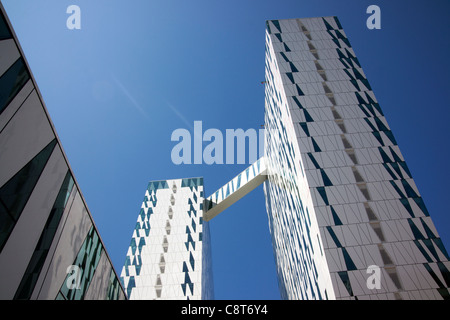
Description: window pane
xmin=0 ymin=11 xmax=12 ymax=40
xmin=0 ymin=139 xmax=57 ymax=253
xmin=0 ymin=58 xmax=30 ymax=115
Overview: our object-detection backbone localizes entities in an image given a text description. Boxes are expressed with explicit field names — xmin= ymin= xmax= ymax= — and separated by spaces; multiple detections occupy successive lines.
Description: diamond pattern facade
xmin=263 ymin=17 xmax=450 ymax=300
xmin=121 ymin=178 xmax=213 ymax=300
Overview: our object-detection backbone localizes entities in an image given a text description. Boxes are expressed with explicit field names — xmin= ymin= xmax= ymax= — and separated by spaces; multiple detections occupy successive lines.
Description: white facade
xmin=121 ymin=178 xmax=213 ymax=300
xmin=263 ymin=17 xmax=450 ymax=300
xmin=263 ymin=19 xmax=335 ymax=299
xmin=120 ymin=16 xmax=449 ymax=301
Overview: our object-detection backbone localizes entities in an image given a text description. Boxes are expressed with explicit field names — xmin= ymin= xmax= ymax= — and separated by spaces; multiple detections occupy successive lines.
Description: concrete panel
xmin=84 ymin=251 xmax=110 ymax=300
xmin=0 ymin=90 xmax=55 ymax=188
xmin=36 ymin=190 xmax=92 ymax=299
xmin=0 ymin=39 xmax=20 ymax=76
xmin=0 ymin=80 xmax=34 ymax=132
xmin=0 ymin=146 xmax=66 ymax=299
xmin=30 ymin=183 xmax=78 ymax=299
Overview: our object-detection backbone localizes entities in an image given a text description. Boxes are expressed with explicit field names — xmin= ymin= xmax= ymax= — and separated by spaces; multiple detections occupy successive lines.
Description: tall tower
xmin=121 ymin=178 xmax=214 ymax=299
xmin=263 ymin=17 xmax=450 ymax=300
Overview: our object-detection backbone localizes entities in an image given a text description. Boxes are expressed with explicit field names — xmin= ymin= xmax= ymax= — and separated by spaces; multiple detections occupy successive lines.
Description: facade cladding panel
xmin=121 ymin=178 xmax=214 ymax=300
xmin=264 ymin=17 xmax=450 ymax=300
xmin=0 ymin=5 xmax=126 ymax=300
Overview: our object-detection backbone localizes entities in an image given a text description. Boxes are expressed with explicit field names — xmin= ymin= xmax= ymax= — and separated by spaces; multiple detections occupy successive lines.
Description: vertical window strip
xmin=56 ymin=226 xmax=104 ymax=300
xmin=106 ymin=268 xmax=122 ymax=300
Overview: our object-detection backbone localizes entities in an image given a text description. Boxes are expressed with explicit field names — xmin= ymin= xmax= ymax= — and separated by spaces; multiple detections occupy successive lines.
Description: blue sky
xmin=2 ymin=0 xmax=450 ymax=300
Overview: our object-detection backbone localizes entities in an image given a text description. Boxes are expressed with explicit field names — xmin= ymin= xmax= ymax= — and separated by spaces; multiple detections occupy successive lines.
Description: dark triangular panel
xmin=0 ymin=139 xmax=57 ymax=252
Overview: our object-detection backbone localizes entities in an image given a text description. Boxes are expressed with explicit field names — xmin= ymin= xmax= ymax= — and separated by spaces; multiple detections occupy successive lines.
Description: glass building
xmin=121 ymin=178 xmax=214 ymax=300
xmin=0 ymin=4 xmax=126 ymax=300
xmin=263 ymin=17 xmax=450 ymax=300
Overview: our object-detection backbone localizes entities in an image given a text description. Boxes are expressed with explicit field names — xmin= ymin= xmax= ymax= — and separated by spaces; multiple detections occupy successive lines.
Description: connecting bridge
xmin=203 ymin=157 xmax=267 ymax=221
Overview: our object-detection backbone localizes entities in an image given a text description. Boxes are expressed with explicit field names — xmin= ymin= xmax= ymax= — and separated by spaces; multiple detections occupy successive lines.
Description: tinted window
xmin=0 ymin=11 xmax=12 ymax=40
xmin=0 ymin=58 xmax=30 ymax=115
